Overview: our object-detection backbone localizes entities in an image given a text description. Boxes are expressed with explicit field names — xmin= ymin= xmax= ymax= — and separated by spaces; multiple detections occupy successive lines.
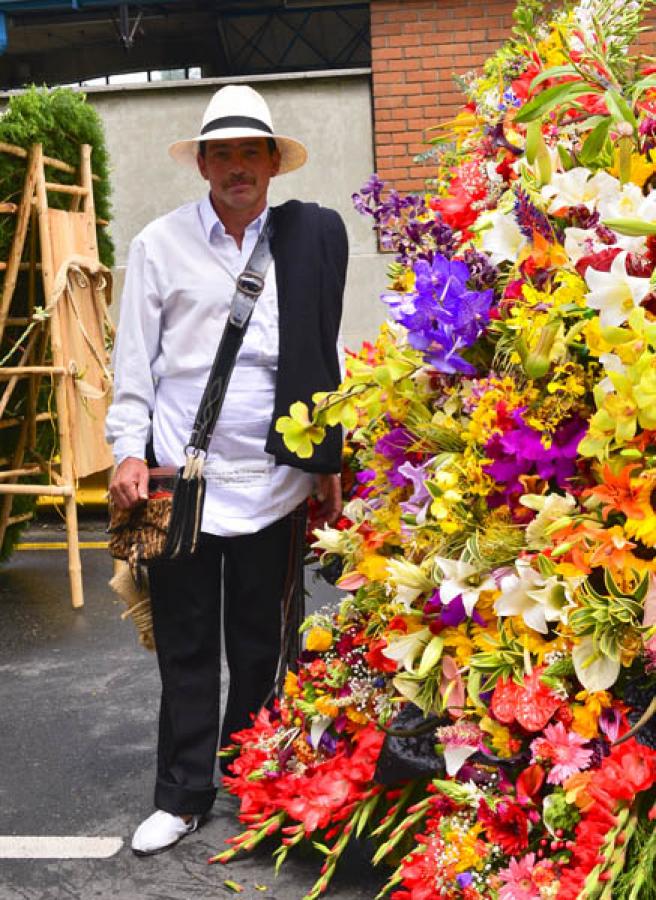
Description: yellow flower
xmin=571 ymin=690 xmax=611 ymax=739
xmin=440 ymin=627 xmax=475 ymax=667
xmin=480 ymin=716 xmax=515 ymax=758
xmin=275 ymin=401 xmax=325 ymax=459
xmin=582 ymin=317 xmax=614 ymax=358
xmin=357 ymin=552 xmax=391 ymax=582
xmin=284 ymin=670 xmax=300 ymax=698
xmin=610 ymin=148 xmax=656 ymax=187
xmin=315 ymin=695 xmax=340 ymax=718
xmin=305 ymin=626 xmax=333 ymax=652
xmin=346 ymin=706 xmax=368 ymax=725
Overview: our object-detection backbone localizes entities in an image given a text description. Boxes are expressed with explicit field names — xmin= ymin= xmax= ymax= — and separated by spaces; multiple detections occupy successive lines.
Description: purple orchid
xmin=484 ymin=411 xmax=586 ymax=506
xmin=423 ymin=589 xmax=486 ymax=627
xmin=375 ymin=427 xmax=416 ymax=487
xmin=384 ymin=253 xmax=493 ymax=375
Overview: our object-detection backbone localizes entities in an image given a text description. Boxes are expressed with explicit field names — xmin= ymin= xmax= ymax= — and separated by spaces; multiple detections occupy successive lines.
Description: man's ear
xmin=197 ymin=152 xmax=208 ymax=180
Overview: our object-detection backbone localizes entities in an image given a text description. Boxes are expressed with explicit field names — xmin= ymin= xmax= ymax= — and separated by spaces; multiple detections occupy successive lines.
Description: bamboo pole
xmin=31 ymin=449 xmax=66 ymax=486
xmin=44 ymin=182 xmax=89 ymax=197
xmin=80 ymin=145 xmax=99 ymax=260
xmin=0 ymin=327 xmax=41 ymax=419
xmin=0 ymin=366 xmax=65 ymax=377
xmin=27 ymin=205 xmax=38 ymax=451
xmin=0 ymin=483 xmax=73 ymax=496
xmin=0 ymin=466 xmax=40 ymax=480
xmin=0 ymin=411 xmax=52 ymax=430
xmin=0 ymin=406 xmax=30 ymax=551
xmin=0 ymin=149 xmax=39 ymax=344
xmin=34 ymin=144 xmax=83 ymax=608
xmin=7 ymin=512 xmax=33 ymax=526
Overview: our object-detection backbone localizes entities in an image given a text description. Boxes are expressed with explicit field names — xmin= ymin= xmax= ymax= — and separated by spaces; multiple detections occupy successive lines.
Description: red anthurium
xmin=516 ymin=763 xmax=546 ymax=805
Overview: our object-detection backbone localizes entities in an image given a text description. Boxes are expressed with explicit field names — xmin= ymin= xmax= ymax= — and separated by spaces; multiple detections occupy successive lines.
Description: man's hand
xmin=109 ymin=457 xmax=150 ymax=510
xmin=309 ymin=473 xmax=342 ymax=531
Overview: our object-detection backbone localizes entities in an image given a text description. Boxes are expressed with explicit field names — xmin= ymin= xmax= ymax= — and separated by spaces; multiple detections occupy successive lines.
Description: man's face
xmin=197 ymin=138 xmax=280 ymax=218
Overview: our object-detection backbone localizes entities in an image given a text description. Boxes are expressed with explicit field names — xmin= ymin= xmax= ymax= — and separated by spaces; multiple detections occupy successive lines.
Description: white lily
xmin=584 ymin=250 xmax=651 ymax=328
xmin=382 ymin=627 xmax=431 ymax=672
xmin=311 ymin=525 xmax=357 ymax=555
xmin=478 ymin=209 xmax=527 ymax=265
xmin=521 ymin=491 xmax=577 ymax=550
xmin=432 ymin=555 xmax=497 ymax=616
xmin=386 ymin=558 xmax=434 ymax=609
xmin=598 ymin=181 xmax=656 ymax=222
xmin=495 ymin=559 xmax=579 ymax=634
xmin=542 ymin=167 xmax=620 ymax=213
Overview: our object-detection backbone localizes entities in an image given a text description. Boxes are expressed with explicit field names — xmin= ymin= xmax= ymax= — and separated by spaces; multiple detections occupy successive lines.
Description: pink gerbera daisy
xmin=498 ymin=853 xmax=540 ymax=900
xmin=530 ymin=721 xmax=593 ymax=785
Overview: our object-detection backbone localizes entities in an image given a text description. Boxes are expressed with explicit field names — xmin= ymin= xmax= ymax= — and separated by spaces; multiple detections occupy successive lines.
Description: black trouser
xmin=148 ymin=513 xmax=293 ymax=816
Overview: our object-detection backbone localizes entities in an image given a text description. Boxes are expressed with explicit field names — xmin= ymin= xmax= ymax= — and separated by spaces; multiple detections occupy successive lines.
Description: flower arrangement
xmin=214 ymin=1 xmax=656 ymax=897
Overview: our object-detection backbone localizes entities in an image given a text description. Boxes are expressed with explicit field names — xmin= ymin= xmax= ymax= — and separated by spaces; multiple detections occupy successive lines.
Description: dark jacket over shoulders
xmin=265 ymin=200 xmax=348 ymax=475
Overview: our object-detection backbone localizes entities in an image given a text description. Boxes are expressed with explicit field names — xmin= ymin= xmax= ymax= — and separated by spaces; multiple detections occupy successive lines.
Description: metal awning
xmin=0 ymin=1 xmax=371 ymax=88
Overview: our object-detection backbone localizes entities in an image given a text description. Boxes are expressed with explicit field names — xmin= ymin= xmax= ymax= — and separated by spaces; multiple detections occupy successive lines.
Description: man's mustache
xmin=224 ymin=176 xmax=255 ymax=187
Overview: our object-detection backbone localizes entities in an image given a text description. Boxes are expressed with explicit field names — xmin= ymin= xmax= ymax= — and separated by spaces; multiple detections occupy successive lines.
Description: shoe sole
xmin=131 ymin=817 xmax=200 ymax=857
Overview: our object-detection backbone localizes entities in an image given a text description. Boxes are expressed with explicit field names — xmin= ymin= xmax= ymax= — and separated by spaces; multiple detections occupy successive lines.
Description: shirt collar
xmin=199 ymin=193 xmax=268 ymax=244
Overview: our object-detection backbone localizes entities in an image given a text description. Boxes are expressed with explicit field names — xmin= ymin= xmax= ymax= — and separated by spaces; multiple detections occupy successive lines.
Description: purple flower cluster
xmin=484 ymin=411 xmax=586 ymax=507
xmin=352 ymin=174 xmax=456 ymax=266
xmin=383 ymin=253 xmax=494 ymax=374
xmin=514 ymin=187 xmax=553 ymax=240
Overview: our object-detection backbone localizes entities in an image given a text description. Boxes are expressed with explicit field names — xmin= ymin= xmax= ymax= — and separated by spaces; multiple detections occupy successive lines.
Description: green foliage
xmin=613 ymin=800 xmax=656 ymax=900
xmin=0 ymin=86 xmax=113 ymax=265
xmin=0 ymin=86 xmax=114 ymax=557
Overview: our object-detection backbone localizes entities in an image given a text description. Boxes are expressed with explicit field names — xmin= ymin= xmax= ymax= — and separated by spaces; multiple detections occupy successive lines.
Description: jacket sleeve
xmin=104 ymin=236 xmax=162 ymax=464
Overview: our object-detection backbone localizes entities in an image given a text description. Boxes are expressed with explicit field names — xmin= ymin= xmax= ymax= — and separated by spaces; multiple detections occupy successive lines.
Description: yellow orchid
xmin=275 ymin=401 xmax=325 ymax=459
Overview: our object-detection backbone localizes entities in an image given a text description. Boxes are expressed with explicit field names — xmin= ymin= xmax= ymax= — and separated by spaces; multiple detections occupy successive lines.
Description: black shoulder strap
xmin=185 ymin=214 xmax=273 ymax=468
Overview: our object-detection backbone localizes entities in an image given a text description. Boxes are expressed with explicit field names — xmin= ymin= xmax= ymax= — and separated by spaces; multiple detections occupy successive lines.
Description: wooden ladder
xmin=0 ymin=141 xmax=108 ymax=608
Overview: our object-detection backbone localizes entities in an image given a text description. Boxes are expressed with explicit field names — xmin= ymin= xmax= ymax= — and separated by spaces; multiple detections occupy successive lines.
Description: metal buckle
xmin=236 ymin=270 xmax=265 ymax=297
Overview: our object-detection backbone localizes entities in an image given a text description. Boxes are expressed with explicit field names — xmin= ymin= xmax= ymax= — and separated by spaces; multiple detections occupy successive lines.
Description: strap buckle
xmin=236 ymin=269 xmax=265 ymax=297
xmin=230 ymin=269 xmax=266 ymax=327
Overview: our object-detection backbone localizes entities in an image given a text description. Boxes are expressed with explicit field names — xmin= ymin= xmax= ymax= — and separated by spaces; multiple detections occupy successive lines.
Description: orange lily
xmin=582 ymin=463 xmax=645 ymax=520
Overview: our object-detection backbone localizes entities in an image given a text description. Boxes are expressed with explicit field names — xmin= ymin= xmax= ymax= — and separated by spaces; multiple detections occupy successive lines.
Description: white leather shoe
xmin=131 ymin=810 xmax=201 ymax=856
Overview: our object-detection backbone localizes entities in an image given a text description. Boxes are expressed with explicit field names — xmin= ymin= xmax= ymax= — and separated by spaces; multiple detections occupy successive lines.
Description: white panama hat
xmin=168 ymin=84 xmax=308 ymax=175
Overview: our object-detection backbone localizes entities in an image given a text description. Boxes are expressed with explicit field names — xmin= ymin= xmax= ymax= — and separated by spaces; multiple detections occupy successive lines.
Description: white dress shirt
xmin=106 ymin=194 xmax=313 ymax=536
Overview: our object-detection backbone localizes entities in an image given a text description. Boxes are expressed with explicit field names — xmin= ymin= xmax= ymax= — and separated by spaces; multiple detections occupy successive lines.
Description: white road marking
xmin=0 ymin=836 xmax=123 ymax=859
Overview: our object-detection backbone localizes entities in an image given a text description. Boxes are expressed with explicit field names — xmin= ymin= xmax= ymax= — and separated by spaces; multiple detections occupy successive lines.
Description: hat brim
xmin=168 ymin=127 xmax=308 ymax=175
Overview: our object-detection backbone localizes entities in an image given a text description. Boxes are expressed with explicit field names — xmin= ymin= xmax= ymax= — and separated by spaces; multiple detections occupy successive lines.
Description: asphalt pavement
xmin=0 ymin=511 xmax=384 ymax=900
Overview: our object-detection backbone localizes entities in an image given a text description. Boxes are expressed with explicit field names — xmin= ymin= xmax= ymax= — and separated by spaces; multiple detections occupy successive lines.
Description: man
xmin=106 ymin=84 xmax=347 ymax=856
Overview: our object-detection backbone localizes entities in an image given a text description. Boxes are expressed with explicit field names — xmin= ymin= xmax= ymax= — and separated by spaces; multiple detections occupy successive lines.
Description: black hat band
xmin=200 ymin=115 xmax=274 ymax=136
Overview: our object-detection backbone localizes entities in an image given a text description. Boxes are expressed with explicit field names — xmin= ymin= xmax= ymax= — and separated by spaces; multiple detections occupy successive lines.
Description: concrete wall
xmin=85 ymin=71 xmax=389 ymax=349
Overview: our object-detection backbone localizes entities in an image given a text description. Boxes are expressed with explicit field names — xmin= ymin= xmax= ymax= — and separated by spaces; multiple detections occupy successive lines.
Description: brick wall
xmin=370 ymin=0 xmax=656 ymax=195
